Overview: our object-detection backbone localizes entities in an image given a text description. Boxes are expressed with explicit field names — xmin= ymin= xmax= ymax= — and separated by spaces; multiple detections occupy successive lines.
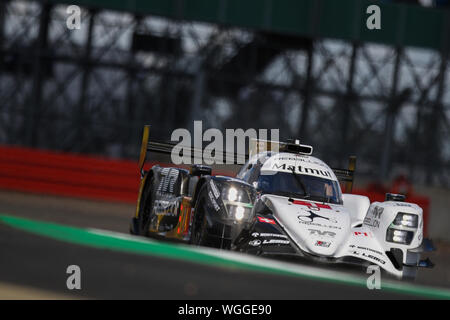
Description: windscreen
xmin=257 ymin=172 xmax=342 ymax=204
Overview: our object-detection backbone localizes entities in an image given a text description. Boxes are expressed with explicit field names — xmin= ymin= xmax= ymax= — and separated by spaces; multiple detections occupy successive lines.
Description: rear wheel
xmin=137 ymin=175 xmax=155 ymax=236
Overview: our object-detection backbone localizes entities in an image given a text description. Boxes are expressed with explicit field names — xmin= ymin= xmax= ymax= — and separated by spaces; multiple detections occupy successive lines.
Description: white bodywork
xmin=255 ymin=152 xmax=424 ymax=278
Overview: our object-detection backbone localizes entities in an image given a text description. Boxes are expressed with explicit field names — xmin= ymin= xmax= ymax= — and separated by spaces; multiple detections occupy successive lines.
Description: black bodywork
xmin=130 ymin=128 xmax=355 ymax=258
xmin=131 ymin=164 xmax=266 ymax=249
xmin=130 ymin=162 xmax=304 ymax=257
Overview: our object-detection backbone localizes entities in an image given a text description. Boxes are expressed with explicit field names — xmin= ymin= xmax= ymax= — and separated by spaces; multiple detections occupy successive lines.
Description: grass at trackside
xmin=1 ymin=214 xmax=450 ymax=299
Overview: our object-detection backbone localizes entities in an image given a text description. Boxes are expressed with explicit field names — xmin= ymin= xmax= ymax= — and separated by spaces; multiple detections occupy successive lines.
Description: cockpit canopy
xmin=237 ymin=152 xmax=343 ymax=204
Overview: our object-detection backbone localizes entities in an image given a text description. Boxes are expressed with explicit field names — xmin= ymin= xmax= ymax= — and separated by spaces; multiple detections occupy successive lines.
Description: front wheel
xmin=189 ymin=184 xmax=233 ymax=249
xmin=190 ymin=188 xmax=209 ymax=246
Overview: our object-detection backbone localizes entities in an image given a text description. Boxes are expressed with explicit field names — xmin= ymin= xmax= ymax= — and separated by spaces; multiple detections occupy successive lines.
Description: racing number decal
xmin=157 ymin=168 xmax=179 ymax=194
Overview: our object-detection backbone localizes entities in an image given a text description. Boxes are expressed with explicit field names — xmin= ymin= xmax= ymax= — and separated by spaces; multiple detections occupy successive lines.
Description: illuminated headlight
xmin=393 ymin=212 xmax=418 ymax=228
xmin=226 ymin=205 xmax=251 ymax=221
xmin=386 ymin=228 xmax=414 ymax=245
xmin=222 ymin=186 xmax=250 ymax=203
xmin=235 ymin=206 xmax=245 ymax=221
xmin=227 ymin=187 xmax=238 ymax=202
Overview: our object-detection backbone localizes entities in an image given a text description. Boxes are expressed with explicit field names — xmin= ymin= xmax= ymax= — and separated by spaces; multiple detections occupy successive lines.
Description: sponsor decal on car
xmin=153 ymin=199 xmax=179 ymax=217
xmin=394 ymin=202 xmax=413 ymax=207
xmin=297 ymin=210 xmax=337 ymax=223
xmin=276 ymin=156 xmax=328 ymax=168
xmin=373 ymin=206 xmax=384 ymax=219
xmin=308 ymin=229 xmax=336 ymax=238
xmin=350 ymin=249 xmax=386 ymax=264
xmin=257 ymin=216 xmax=276 ymax=224
xmin=249 ymin=239 xmax=261 ymax=247
xmin=251 ymin=232 xmax=288 ymax=239
xmin=249 ymin=238 xmax=290 ymax=246
xmin=262 ymin=239 xmax=290 ymax=245
xmin=291 ymin=200 xmax=331 ymax=211
xmin=209 ymin=180 xmax=220 ymax=198
xmin=362 ymin=253 xmax=386 ymax=265
xmin=298 ymin=220 xmax=342 ymax=230
xmin=353 ymin=231 xmax=373 ymax=237
xmin=156 ymin=168 xmax=179 ymax=195
xmin=364 ymin=206 xmax=383 ymax=228
xmin=315 ymin=240 xmax=331 ymax=248
xmin=208 ymin=191 xmax=221 ymax=211
xmin=349 ymin=245 xmax=384 ymax=260
xmin=271 ymin=163 xmax=333 ymax=178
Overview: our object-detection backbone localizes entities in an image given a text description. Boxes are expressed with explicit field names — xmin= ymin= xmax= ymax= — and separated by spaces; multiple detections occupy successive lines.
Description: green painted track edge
xmin=1 ymin=214 xmax=449 ymax=299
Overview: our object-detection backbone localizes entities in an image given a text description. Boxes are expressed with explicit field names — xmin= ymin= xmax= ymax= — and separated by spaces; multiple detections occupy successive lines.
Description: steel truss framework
xmin=0 ymin=0 xmax=449 ymax=187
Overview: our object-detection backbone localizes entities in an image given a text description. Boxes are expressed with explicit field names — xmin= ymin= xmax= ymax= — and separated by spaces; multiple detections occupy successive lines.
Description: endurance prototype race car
xmin=130 ymin=125 xmax=435 ymax=279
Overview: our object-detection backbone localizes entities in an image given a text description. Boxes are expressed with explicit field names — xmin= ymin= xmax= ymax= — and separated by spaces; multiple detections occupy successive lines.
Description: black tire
xmin=190 ymin=185 xmax=209 ymax=246
xmin=137 ymin=175 xmax=155 ymax=236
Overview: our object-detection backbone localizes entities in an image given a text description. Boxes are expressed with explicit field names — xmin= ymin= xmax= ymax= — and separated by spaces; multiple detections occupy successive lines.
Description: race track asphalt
xmin=0 ymin=190 xmax=448 ymax=300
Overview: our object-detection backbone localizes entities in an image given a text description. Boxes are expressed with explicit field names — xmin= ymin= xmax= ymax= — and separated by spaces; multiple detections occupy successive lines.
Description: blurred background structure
xmin=2 ymin=1 xmax=450 ymax=300
xmin=0 ymin=0 xmax=449 ymax=188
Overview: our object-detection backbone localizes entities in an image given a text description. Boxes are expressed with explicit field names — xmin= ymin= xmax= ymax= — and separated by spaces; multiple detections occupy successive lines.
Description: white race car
xmin=131 ymin=127 xmax=434 ymax=279
xmin=232 ymin=141 xmax=434 ymax=279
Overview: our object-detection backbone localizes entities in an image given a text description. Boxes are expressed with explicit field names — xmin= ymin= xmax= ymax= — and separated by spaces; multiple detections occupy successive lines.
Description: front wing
xmin=233 ymin=215 xmax=433 ymax=278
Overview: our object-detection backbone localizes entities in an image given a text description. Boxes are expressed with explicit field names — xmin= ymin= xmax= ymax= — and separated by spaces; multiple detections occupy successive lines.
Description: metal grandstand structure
xmin=0 ymin=0 xmax=449 ymax=186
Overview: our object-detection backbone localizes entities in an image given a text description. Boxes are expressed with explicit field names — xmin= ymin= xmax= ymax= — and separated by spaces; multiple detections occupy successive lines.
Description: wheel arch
xmin=191 ymin=176 xmax=210 ymax=208
xmin=134 ymin=166 xmax=160 ymax=218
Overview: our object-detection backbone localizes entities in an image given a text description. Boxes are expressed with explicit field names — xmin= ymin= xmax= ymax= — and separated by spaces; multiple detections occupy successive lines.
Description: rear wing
xmin=137 ymin=125 xmax=247 ymax=177
xmin=138 ymin=125 xmax=356 ymax=192
xmin=332 ymin=156 xmax=356 ymax=193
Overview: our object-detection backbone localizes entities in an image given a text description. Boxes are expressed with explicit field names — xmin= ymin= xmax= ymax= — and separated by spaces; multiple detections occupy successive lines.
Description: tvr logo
xmin=308 ymin=229 xmax=336 ymax=238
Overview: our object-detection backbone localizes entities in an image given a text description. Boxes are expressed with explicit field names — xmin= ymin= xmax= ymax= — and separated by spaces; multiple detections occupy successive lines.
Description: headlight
xmin=222 ymin=186 xmax=250 ymax=203
xmin=392 ymin=212 xmax=418 ymax=228
xmin=227 ymin=187 xmax=238 ymax=202
xmin=226 ymin=205 xmax=252 ymax=222
xmin=235 ymin=206 xmax=245 ymax=221
xmin=386 ymin=228 xmax=414 ymax=245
